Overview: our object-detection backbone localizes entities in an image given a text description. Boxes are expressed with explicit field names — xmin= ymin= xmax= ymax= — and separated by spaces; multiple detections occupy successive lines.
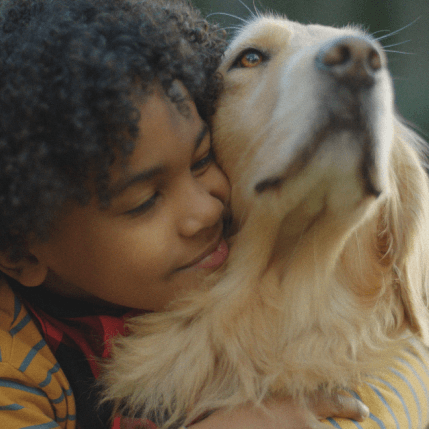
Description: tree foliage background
xmin=193 ymin=0 xmax=429 ymax=138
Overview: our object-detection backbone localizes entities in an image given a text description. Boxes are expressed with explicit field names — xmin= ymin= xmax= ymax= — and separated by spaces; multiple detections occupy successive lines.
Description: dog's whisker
xmin=371 ymin=29 xmax=391 ymax=37
xmin=206 ymin=12 xmax=248 ymax=24
xmin=223 ymin=26 xmax=245 ymax=33
xmin=254 ymin=0 xmax=265 ymax=17
xmin=375 ymin=17 xmax=420 ymax=41
xmin=249 ymin=0 xmax=263 ymax=18
xmin=384 ymin=49 xmax=414 ymax=55
xmin=237 ymin=0 xmax=257 ymax=18
xmin=382 ymin=40 xmax=411 ymax=49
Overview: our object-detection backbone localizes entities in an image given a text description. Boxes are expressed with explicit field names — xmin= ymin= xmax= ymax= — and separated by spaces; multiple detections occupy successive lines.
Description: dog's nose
xmin=316 ymin=36 xmax=383 ymax=88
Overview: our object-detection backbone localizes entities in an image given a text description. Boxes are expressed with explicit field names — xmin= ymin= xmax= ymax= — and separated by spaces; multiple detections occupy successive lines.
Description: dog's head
xmin=212 ymin=15 xmax=429 ymax=344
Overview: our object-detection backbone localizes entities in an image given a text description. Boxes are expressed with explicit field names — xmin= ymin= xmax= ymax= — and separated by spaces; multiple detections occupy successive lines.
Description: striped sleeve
xmin=0 ymin=283 xmax=76 ymax=429
xmin=322 ymin=339 xmax=429 ymax=429
xmin=0 ymin=364 xmax=62 ymax=429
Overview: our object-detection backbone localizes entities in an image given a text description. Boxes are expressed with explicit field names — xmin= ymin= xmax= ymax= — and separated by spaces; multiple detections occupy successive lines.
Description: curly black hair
xmin=0 ymin=0 xmax=227 ymax=260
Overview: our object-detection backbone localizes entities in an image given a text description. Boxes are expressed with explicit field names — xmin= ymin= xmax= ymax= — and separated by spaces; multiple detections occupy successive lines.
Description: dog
xmin=102 ymin=14 xmax=429 ymax=428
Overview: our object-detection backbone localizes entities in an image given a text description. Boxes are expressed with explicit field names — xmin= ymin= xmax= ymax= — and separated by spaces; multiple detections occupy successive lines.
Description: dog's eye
xmin=233 ymin=49 xmax=265 ymax=68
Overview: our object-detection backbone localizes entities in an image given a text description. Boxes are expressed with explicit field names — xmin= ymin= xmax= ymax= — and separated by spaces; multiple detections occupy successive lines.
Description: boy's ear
xmin=0 ymin=251 xmax=49 ymax=287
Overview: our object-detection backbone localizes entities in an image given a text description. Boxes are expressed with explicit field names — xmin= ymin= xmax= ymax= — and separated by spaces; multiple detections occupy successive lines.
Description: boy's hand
xmin=117 ymin=392 xmax=369 ymax=429
xmin=189 ymin=392 xmax=369 ymax=429
xmin=308 ymin=390 xmax=369 ymax=421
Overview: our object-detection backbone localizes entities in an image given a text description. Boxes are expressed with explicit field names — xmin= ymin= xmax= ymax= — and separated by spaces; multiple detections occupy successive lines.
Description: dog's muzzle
xmin=254 ymin=35 xmax=389 ymax=197
xmin=315 ymin=36 xmax=384 ymax=90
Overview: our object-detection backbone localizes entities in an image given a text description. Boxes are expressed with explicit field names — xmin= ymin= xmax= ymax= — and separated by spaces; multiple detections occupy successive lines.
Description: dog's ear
xmin=384 ymin=120 xmax=429 ymax=345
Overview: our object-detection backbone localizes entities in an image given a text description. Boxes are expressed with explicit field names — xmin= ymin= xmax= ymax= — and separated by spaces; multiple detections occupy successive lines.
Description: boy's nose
xmin=178 ymin=183 xmax=225 ymax=238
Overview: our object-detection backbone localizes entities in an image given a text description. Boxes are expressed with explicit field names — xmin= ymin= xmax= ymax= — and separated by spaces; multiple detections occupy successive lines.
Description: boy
xmin=0 ymin=0 xmax=427 ymax=428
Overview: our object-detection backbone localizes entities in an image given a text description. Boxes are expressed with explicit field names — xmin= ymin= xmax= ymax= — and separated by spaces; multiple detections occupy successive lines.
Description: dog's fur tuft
xmin=102 ymin=16 xmax=429 ymax=428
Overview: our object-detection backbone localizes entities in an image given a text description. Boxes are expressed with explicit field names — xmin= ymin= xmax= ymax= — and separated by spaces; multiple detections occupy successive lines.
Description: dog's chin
xmin=246 ymin=123 xmax=391 ymax=235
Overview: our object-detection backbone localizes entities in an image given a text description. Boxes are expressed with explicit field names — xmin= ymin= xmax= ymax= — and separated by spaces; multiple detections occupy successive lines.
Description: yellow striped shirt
xmin=0 ymin=281 xmax=76 ymax=428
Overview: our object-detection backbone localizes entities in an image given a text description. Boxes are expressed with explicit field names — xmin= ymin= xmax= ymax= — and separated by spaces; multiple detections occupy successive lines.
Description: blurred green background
xmin=193 ymin=0 xmax=429 ymax=138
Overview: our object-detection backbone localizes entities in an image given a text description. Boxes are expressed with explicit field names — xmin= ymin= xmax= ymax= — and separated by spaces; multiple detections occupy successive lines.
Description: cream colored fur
xmin=102 ymin=15 xmax=429 ymax=428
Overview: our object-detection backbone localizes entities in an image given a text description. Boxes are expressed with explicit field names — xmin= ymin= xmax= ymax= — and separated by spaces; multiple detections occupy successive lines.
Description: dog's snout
xmin=316 ymin=36 xmax=383 ymax=88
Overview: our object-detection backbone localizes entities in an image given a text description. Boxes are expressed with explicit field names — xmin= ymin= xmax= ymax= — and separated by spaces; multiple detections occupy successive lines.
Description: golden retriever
xmin=102 ymin=15 xmax=429 ymax=428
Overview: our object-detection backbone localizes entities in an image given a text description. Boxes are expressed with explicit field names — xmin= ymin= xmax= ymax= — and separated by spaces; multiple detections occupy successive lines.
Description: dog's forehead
xmin=228 ymin=16 xmax=293 ymax=51
xmin=226 ymin=16 xmax=364 ymax=58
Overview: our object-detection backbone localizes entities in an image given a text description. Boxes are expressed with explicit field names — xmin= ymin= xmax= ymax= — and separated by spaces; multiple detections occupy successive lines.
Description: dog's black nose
xmin=316 ymin=36 xmax=383 ymax=88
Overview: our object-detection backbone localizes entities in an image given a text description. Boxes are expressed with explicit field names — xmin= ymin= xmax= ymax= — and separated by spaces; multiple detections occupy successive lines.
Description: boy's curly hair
xmin=0 ymin=0 xmax=227 ymax=260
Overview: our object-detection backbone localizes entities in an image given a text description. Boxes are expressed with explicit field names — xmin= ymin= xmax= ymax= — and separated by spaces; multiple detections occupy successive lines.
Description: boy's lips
xmin=194 ymin=238 xmax=229 ymax=269
xmin=180 ymin=238 xmax=229 ymax=271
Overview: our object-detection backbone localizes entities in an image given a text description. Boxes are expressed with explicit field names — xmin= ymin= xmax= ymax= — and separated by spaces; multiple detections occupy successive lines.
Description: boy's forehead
xmin=134 ymin=80 xmax=193 ymax=114
xmin=108 ymin=81 xmax=199 ymax=192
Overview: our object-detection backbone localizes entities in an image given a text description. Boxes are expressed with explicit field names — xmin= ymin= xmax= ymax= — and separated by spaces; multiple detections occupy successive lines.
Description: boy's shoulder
xmin=0 ymin=279 xmax=77 ymax=428
xmin=0 ymin=279 xmax=27 ymax=366
xmin=0 ymin=279 xmax=56 ymax=375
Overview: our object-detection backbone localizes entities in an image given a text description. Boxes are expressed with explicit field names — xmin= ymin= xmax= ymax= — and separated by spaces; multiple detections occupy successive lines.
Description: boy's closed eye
xmin=125 ymin=191 xmax=160 ymax=216
xmin=191 ymin=146 xmax=215 ymax=175
xmin=124 ymin=147 xmax=215 ymax=216
xmin=120 ymin=145 xmax=215 ymax=216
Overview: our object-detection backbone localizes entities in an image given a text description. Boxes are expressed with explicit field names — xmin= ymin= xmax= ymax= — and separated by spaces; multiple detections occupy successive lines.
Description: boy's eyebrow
xmin=111 ymin=123 xmax=209 ymax=196
xmin=111 ymin=165 xmax=165 ymax=197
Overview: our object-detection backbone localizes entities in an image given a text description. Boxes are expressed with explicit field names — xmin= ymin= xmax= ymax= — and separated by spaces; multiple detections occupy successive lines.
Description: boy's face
xmin=27 ymin=85 xmax=230 ymax=311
